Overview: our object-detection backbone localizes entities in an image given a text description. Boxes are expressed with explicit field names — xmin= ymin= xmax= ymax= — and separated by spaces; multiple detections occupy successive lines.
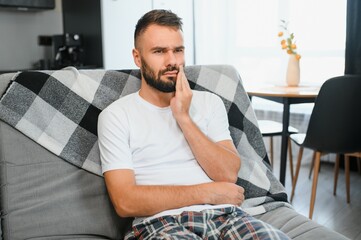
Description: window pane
xmin=195 ymin=0 xmax=347 ymax=86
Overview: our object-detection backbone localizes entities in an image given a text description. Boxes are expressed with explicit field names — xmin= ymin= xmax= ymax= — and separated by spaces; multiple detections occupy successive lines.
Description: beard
xmin=140 ymin=57 xmax=180 ymax=93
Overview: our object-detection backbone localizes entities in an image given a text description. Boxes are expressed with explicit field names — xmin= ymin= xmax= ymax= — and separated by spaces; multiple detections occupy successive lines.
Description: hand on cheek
xmin=170 ymin=65 xmax=193 ymax=124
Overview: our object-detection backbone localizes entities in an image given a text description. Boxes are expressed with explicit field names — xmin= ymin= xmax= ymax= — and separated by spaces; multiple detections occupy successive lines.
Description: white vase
xmin=286 ymin=54 xmax=300 ymax=86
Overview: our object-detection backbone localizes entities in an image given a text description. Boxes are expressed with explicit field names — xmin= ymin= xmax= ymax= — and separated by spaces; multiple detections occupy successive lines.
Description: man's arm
xmin=170 ymin=66 xmax=241 ymax=183
xmin=97 ymin=100 xmax=244 ymax=218
xmin=104 ymin=169 xmax=244 ymax=218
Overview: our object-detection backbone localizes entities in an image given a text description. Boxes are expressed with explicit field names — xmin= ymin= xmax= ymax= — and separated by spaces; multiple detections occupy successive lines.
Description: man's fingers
xmin=176 ymin=65 xmax=183 ymax=91
xmin=182 ymin=67 xmax=191 ymax=91
xmin=179 ymin=65 xmax=191 ymax=91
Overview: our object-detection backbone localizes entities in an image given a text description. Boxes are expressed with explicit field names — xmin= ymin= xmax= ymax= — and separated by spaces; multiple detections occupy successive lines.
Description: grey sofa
xmin=0 ymin=66 xmax=348 ymax=239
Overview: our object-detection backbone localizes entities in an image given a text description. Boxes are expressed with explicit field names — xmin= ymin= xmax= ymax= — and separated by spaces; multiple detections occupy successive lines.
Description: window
xmin=194 ymin=0 xmax=347 ymax=86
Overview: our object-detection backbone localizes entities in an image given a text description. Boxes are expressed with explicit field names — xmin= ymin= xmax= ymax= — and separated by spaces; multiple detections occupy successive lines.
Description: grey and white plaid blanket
xmin=0 ymin=65 xmax=291 ymax=216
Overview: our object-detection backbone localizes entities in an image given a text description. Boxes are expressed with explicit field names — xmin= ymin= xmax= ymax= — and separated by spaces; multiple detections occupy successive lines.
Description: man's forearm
xmin=111 ymin=184 xmax=207 ymax=217
xmin=169 ymin=66 xmax=240 ymax=182
xmin=104 ymin=173 xmax=244 ymax=218
xmin=177 ymin=117 xmax=241 ymax=182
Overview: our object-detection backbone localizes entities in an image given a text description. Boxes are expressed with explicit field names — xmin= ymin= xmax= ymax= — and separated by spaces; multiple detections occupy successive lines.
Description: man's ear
xmin=132 ymin=48 xmax=141 ymax=68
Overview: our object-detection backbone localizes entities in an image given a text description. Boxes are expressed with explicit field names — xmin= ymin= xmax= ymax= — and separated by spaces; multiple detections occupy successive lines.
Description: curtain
xmin=345 ymin=0 xmax=361 ymax=74
xmin=194 ymin=0 xmax=346 ymax=86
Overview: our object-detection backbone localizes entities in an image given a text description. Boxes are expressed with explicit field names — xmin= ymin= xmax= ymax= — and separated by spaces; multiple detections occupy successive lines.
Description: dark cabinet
xmin=62 ymin=0 xmax=103 ymax=68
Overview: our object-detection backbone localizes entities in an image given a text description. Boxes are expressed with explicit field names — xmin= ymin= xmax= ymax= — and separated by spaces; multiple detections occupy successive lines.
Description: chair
xmin=258 ymin=120 xmax=298 ymax=181
xmin=289 ymin=75 xmax=361 ymax=219
xmin=336 ymin=152 xmax=361 ymax=203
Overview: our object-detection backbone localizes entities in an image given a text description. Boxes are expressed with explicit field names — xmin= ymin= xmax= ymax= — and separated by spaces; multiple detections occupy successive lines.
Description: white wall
xmin=101 ymin=0 xmax=194 ymax=69
xmin=0 ymin=0 xmax=63 ymax=71
xmin=100 ymin=0 xmax=152 ymax=70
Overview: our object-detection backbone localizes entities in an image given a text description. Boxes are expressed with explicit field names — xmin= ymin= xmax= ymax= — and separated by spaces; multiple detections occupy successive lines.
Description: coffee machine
xmin=37 ymin=33 xmax=84 ymax=69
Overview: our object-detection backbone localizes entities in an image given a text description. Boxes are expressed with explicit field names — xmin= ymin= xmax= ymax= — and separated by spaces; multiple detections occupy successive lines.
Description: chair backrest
xmin=303 ymin=75 xmax=361 ymax=153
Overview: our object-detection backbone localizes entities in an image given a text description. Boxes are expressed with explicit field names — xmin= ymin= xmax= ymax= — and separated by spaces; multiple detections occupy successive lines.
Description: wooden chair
xmin=289 ymin=75 xmax=361 ymax=219
xmin=334 ymin=152 xmax=361 ymax=203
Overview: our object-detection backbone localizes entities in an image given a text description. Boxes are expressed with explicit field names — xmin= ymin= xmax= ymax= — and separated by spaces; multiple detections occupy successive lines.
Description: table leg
xmin=280 ymin=99 xmax=290 ymax=185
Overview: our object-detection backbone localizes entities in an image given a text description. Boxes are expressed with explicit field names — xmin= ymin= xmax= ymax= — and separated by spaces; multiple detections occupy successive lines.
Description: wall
xmin=0 ymin=0 xmax=63 ymax=71
xmin=101 ymin=0 xmax=194 ymax=69
xmin=100 ymin=0 xmax=152 ymax=69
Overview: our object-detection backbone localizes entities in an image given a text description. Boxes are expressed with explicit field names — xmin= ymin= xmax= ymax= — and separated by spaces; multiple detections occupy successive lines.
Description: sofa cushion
xmin=255 ymin=207 xmax=349 ymax=240
xmin=0 ymin=122 xmax=132 ymax=239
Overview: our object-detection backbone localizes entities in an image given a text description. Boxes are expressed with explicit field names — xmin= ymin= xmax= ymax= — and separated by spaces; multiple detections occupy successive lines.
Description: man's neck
xmin=139 ymin=83 xmax=175 ymax=108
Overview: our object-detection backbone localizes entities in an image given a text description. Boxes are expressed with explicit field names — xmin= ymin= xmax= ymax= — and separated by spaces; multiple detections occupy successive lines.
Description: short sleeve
xmin=97 ymin=107 xmax=133 ymax=174
xmin=207 ymin=94 xmax=232 ymax=142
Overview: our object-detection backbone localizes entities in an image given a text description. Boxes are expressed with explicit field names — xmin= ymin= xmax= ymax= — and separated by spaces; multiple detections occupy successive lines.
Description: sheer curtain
xmin=194 ymin=0 xmax=346 ymax=86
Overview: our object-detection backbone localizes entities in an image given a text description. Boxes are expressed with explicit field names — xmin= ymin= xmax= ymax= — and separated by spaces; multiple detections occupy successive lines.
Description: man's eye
xmin=154 ymin=50 xmax=163 ymax=54
xmin=175 ymin=49 xmax=184 ymax=53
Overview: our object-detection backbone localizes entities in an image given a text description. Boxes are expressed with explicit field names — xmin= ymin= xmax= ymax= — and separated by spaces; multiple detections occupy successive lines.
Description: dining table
xmin=246 ymin=84 xmax=320 ymax=185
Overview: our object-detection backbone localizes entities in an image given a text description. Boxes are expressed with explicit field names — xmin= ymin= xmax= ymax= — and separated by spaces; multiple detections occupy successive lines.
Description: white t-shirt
xmin=98 ymin=90 xmax=234 ymax=219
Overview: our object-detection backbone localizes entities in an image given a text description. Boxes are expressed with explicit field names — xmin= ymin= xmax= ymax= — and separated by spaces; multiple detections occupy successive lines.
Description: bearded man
xmin=97 ymin=9 xmax=289 ymax=240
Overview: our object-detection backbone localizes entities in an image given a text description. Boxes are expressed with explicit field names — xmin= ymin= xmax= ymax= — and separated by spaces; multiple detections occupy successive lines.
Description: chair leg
xmin=290 ymin=146 xmax=304 ymax=202
xmin=333 ymin=154 xmax=340 ymax=196
xmin=270 ymin=137 xmax=274 ymax=167
xmin=309 ymin=151 xmax=322 ymax=219
xmin=288 ymin=138 xmax=294 ymax=182
xmin=309 ymin=151 xmax=316 ymax=179
xmin=345 ymin=155 xmax=351 ymax=203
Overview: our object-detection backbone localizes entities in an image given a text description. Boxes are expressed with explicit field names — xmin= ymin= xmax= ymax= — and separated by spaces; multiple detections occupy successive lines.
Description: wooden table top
xmin=246 ymin=84 xmax=320 ymax=98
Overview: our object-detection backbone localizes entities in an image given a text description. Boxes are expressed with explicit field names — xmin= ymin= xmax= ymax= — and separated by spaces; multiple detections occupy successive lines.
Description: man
xmin=98 ymin=9 xmax=289 ymax=239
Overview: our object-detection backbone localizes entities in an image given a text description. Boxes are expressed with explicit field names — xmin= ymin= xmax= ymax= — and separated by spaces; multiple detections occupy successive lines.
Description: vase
xmin=286 ymin=54 xmax=300 ymax=87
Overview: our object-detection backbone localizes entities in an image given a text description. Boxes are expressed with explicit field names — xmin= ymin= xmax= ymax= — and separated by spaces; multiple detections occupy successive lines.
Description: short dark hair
xmin=134 ymin=9 xmax=183 ymax=48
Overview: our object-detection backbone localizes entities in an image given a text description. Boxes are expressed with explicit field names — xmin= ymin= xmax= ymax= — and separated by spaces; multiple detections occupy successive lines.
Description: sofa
xmin=0 ymin=65 xmax=349 ymax=239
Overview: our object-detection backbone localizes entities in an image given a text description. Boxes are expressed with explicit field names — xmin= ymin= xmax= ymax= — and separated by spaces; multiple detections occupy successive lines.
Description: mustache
xmin=161 ymin=65 xmax=179 ymax=74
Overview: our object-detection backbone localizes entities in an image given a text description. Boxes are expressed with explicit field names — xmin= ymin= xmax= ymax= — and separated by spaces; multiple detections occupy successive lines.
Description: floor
xmin=267 ymin=138 xmax=361 ymax=240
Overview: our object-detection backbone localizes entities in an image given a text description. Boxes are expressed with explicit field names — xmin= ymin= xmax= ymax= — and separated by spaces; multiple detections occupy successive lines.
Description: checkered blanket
xmin=0 ymin=65 xmax=291 ymax=216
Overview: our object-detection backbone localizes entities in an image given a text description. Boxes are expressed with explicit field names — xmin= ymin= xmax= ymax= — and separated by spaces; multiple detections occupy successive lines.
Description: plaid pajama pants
xmin=125 ymin=206 xmax=290 ymax=240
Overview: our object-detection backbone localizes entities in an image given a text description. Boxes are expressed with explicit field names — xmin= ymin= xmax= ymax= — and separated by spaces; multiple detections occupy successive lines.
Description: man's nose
xmin=165 ymin=51 xmax=177 ymax=66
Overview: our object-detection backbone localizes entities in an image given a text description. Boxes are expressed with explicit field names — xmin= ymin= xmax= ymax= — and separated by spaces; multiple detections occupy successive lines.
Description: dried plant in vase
xmin=278 ymin=20 xmax=301 ymax=86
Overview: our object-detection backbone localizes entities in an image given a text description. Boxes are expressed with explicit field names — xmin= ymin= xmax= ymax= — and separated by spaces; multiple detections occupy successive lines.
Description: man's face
xmin=140 ymin=56 xmax=180 ymax=92
xmin=133 ymin=24 xmax=185 ymax=93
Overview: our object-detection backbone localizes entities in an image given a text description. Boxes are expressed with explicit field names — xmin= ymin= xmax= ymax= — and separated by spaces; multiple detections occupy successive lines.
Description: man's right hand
xmin=205 ymin=182 xmax=245 ymax=206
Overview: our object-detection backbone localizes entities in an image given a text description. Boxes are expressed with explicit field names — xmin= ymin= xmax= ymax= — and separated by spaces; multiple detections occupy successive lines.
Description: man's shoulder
xmin=100 ymin=92 xmax=138 ymax=119
xmin=103 ymin=92 xmax=137 ymax=111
